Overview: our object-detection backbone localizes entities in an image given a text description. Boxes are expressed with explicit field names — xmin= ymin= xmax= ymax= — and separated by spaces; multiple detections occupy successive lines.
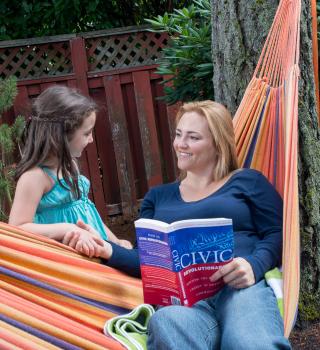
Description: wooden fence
xmin=0 ymin=26 xmax=180 ymax=221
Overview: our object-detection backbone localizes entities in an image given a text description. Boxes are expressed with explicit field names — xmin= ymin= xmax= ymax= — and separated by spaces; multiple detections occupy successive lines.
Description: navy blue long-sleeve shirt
xmin=107 ymin=169 xmax=283 ymax=281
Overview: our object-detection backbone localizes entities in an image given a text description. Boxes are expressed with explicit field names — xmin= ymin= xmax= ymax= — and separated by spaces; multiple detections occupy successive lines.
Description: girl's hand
xmin=117 ymin=239 xmax=133 ymax=249
xmin=76 ymin=231 xmax=104 ymax=258
xmin=62 ymin=229 xmax=104 ymax=258
xmin=209 ymin=257 xmax=255 ymax=289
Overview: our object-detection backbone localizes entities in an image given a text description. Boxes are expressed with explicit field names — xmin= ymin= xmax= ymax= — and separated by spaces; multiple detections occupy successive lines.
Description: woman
xmin=65 ymin=100 xmax=290 ymax=349
xmin=141 ymin=101 xmax=291 ymax=349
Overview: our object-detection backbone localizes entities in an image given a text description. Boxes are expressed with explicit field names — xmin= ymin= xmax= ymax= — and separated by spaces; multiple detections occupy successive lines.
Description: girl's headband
xmin=30 ymin=115 xmax=66 ymax=123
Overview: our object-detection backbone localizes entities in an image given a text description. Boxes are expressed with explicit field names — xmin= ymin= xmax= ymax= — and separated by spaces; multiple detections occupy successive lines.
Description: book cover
xmin=135 ymin=218 xmax=234 ymax=307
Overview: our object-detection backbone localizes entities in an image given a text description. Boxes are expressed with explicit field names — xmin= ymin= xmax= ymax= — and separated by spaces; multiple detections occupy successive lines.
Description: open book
xmin=135 ymin=218 xmax=234 ymax=307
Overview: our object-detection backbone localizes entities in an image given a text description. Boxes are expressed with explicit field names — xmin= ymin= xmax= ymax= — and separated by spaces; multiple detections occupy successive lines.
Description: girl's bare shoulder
xmin=17 ymin=167 xmax=53 ymax=192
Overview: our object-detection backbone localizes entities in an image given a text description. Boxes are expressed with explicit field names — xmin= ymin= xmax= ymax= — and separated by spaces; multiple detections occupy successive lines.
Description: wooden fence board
xmin=90 ymin=87 xmax=120 ymax=208
xmin=133 ymin=71 xmax=163 ymax=188
xmin=14 ymin=85 xmax=30 ymax=117
xmin=151 ymin=79 xmax=177 ymax=182
xmin=121 ymin=82 xmax=147 ymax=199
xmin=163 ymin=75 xmax=181 ymax=178
xmin=103 ymin=75 xmax=137 ymax=217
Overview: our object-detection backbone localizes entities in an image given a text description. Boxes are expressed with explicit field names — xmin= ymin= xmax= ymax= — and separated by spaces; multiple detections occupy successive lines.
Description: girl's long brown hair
xmin=16 ymin=85 xmax=97 ymax=198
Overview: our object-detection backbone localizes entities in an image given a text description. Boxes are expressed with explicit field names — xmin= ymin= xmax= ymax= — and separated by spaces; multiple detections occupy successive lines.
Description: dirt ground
xmin=109 ymin=219 xmax=320 ymax=349
xmin=289 ymin=322 xmax=320 ymax=349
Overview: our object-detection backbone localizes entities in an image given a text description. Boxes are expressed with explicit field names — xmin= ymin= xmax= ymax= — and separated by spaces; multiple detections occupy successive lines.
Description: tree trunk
xmin=211 ymin=0 xmax=320 ymax=326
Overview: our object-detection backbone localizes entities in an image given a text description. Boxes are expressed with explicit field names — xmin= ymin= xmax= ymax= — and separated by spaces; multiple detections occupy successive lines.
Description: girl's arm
xmin=9 ymin=168 xmax=78 ymax=241
xmin=103 ymin=223 xmax=119 ymax=243
xmin=102 ymin=223 xmax=133 ymax=248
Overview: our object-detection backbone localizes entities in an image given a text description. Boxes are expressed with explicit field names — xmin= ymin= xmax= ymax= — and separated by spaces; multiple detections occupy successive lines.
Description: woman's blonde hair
xmin=176 ymin=100 xmax=239 ymax=181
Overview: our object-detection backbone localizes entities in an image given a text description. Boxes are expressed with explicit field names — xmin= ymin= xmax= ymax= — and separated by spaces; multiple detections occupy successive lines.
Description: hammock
xmin=0 ymin=0 xmax=313 ymax=347
xmin=233 ymin=0 xmax=301 ymax=337
xmin=0 ymin=222 xmax=143 ymax=349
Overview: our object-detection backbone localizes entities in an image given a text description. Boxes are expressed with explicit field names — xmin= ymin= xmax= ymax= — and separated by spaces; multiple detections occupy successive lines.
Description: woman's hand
xmin=209 ymin=257 xmax=255 ymax=289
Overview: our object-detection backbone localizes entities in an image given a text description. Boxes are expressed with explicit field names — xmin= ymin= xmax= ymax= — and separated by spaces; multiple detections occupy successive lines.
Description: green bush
xmin=0 ymin=77 xmax=25 ymax=221
xmin=146 ymin=0 xmax=213 ymax=104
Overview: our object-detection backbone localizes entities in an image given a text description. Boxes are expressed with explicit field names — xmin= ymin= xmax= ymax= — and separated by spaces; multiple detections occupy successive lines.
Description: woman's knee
xmin=148 ymin=306 xmax=178 ymax=330
xmin=148 ymin=305 xmax=196 ymax=334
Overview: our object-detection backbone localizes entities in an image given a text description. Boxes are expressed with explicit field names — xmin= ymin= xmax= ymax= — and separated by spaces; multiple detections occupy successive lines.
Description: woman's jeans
xmin=147 ymin=279 xmax=291 ymax=350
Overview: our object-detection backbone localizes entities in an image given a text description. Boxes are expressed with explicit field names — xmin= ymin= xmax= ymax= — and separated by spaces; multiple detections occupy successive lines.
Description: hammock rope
xmin=233 ymin=0 xmax=301 ymax=337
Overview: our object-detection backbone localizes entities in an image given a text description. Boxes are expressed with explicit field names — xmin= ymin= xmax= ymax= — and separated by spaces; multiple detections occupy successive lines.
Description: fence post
xmin=70 ymin=37 xmax=107 ymax=220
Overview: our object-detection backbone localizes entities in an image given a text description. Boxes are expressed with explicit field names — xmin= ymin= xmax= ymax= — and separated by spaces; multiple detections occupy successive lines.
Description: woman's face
xmin=173 ymin=111 xmax=217 ymax=175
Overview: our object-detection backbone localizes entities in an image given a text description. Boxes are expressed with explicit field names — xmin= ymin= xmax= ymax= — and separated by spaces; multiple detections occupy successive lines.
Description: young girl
xmin=9 ymin=85 xmax=132 ymax=257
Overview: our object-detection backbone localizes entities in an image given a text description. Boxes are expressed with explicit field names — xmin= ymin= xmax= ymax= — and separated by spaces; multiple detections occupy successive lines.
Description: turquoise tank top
xmin=34 ymin=167 xmax=108 ymax=240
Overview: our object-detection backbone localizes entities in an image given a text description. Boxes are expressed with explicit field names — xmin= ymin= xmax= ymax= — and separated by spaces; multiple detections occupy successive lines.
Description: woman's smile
xmin=173 ymin=111 xmax=217 ymax=175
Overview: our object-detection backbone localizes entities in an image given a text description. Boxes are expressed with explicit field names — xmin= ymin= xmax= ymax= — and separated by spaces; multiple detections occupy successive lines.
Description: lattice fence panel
xmin=0 ymin=42 xmax=72 ymax=80
xmin=86 ymin=31 xmax=168 ymax=72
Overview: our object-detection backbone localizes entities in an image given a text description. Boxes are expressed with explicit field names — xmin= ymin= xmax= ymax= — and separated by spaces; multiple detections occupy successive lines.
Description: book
xmin=135 ymin=217 xmax=234 ymax=307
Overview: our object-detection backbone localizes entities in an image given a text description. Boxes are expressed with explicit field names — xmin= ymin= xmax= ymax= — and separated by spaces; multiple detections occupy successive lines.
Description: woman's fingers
xmin=210 ymin=258 xmax=255 ymax=288
xmin=76 ymin=240 xmax=95 ymax=257
xmin=63 ymin=231 xmax=81 ymax=248
xmin=62 ymin=231 xmax=77 ymax=245
xmin=92 ymin=235 xmax=105 ymax=246
xmin=210 ymin=261 xmax=234 ymax=282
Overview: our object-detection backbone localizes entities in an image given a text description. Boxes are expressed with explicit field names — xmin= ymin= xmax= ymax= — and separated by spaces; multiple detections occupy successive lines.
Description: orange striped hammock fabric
xmin=0 ymin=0 xmax=304 ymax=347
xmin=0 ymin=223 xmax=143 ymax=349
xmin=233 ymin=0 xmax=301 ymax=337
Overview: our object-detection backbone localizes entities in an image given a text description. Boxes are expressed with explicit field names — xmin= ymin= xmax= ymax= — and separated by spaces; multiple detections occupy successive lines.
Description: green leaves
xmin=0 ymin=115 xmax=25 ymax=157
xmin=0 ymin=0 xmax=193 ymax=40
xmin=0 ymin=76 xmax=18 ymax=113
xmin=0 ymin=123 xmax=14 ymax=156
xmin=146 ymin=0 xmax=213 ymax=104
xmin=0 ymin=78 xmax=25 ymax=220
